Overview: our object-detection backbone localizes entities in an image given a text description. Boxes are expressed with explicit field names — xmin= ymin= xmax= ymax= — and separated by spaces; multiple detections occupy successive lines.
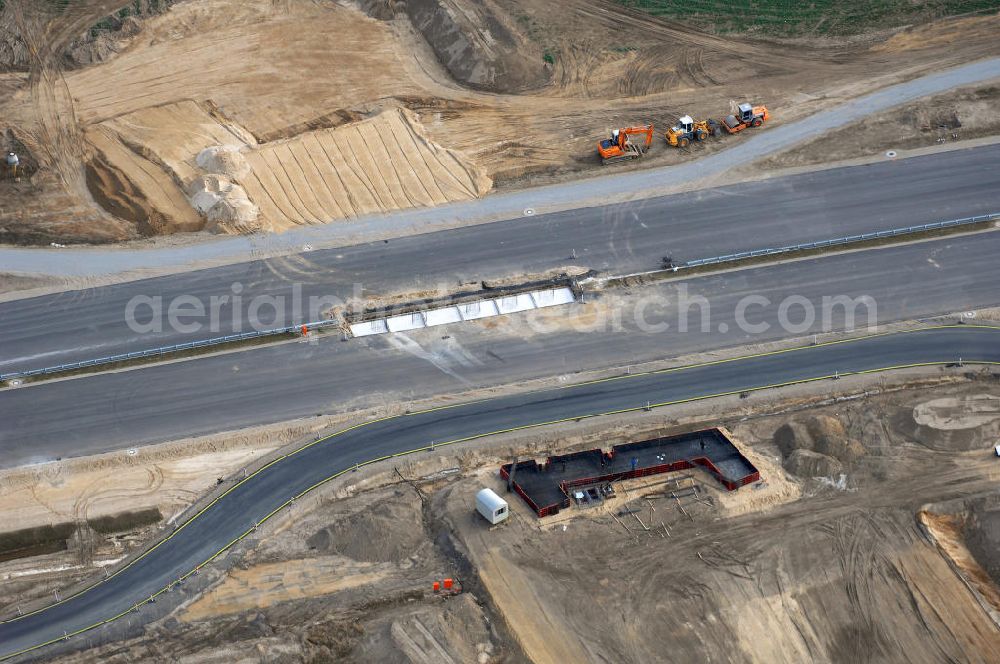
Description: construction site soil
xmin=4 ymin=375 xmax=1000 ymax=662
xmin=1 ymin=1 xmax=999 ymax=244
xmin=760 ymin=83 xmax=1000 ymax=169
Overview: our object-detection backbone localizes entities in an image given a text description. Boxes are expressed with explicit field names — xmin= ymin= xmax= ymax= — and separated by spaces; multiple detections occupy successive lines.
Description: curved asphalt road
xmin=1 ymin=325 xmax=999 ymax=661
xmin=3 ymin=143 xmax=1000 ymax=375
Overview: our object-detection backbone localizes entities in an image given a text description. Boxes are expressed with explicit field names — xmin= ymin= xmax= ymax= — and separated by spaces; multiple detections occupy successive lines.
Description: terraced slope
xmin=240 ymin=109 xmax=491 ymax=231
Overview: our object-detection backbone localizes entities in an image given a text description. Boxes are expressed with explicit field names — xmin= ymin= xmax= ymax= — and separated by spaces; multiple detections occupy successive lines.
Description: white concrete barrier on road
xmin=385 ymin=312 xmax=426 ymax=333
xmin=531 ymin=287 xmax=576 ymax=308
xmin=423 ymin=307 xmax=463 ymax=327
xmin=458 ymin=300 xmax=499 ymax=321
xmin=348 ymin=287 xmax=576 ymax=338
xmin=350 ymin=319 xmax=389 ymax=337
xmin=494 ymin=293 xmax=536 ymax=315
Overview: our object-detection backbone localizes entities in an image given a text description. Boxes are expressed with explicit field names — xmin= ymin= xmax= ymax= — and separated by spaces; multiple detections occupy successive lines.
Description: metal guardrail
xmin=3 ymin=213 xmax=996 ymax=383
xmin=680 ymin=213 xmax=998 ymax=269
xmin=0 ymin=319 xmax=343 ymax=382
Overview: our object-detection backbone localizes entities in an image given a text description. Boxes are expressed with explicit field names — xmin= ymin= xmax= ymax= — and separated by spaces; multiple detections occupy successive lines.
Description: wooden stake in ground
xmin=611 ymin=511 xmax=632 ymax=533
xmin=632 ymin=511 xmax=650 ymax=531
xmin=672 ymin=492 xmax=692 ymax=520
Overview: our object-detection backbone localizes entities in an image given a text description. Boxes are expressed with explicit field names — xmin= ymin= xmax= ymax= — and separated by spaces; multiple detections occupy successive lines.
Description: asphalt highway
xmin=1 ymin=324 xmax=998 ymax=660
xmin=2 ymin=144 xmax=1000 ymax=375
xmin=2 ymin=231 xmax=998 ymax=467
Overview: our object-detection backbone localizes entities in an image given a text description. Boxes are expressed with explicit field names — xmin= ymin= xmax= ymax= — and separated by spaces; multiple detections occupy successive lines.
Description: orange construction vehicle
xmin=719 ymin=102 xmax=769 ymax=134
xmin=665 ymin=115 xmax=722 ymax=147
xmin=597 ymin=124 xmax=653 ymax=164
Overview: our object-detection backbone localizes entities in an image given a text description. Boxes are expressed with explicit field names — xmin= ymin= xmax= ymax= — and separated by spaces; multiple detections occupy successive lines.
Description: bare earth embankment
xmin=1 ymin=1 xmax=999 ymax=244
xmin=4 ymin=371 xmax=1000 ymax=662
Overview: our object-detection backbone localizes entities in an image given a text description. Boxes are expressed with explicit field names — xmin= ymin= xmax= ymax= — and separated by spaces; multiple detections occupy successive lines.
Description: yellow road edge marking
xmin=2 ymin=324 xmax=997 ymax=661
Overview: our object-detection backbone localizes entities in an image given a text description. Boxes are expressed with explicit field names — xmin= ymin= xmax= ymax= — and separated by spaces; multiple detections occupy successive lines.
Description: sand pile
xmin=91 ymin=102 xmax=264 ymax=233
xmin=66 ymin=31 xmax=121 ymax=67
xmin=784 ymin=449 xmax=843 ymax=477
xmin=396 ymin=0 xmax=548 ymax=93
xmin=773 ymin=414 xmax=864 ymax=478
xmin=190 ymin=146 xmax=258 ymax=231
xmin=186 ymin=175 xmax=260 ymax=234
xmin=196 ymin=145 xmax=251 ymax=179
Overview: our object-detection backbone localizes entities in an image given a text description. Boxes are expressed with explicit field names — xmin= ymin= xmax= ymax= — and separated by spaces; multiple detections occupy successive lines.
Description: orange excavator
xmin=597 ymin=124 xmax=653 ymax=164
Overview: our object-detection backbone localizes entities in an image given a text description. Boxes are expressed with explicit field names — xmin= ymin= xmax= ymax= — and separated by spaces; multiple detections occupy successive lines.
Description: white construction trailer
xmin=475 ymin=488 xmax=509 ymax=525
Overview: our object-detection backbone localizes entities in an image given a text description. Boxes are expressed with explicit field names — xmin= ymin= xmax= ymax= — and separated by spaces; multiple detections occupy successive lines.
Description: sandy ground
xmin=446 ymin=379 xmax=1000 ymax=664
xmin=11 ymin=482 xmax=506 ymax=663
xmin=0 ymin=272 xmax=65 ymax=295
xmin=239 ymin=108 xmax=491 ymax=232
xmin=0 ymin=447 xmax=271 ymax=533
xmin=179 ymin=557 xmax=390 ymax=623
xmin=1 ymin=1 xmax=999 ymax=244
xmin=10 ymin=374 xmax=1000 ymax=663
xmin=759 ymin=82 xmax=1000 ymax=170
xmin=920 ymin=508 xmax=1000 ymax=628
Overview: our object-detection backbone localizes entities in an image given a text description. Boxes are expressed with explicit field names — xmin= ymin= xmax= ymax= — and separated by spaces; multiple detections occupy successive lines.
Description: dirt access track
xmin=0 ymin=0 xmax=998 ymax=244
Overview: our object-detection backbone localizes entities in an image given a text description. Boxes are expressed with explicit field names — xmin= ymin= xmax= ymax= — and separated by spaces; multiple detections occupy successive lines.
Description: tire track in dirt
xmin=239 ymin=169 xmax=289 ymax=230
xmin=392 ymin=123 xmax=444 ymax=205
xmin=550 ymin=43 xmax=611 ymax=98
xmin=0 ymin=1 xmax=145 ymax=243
xmin=312 ymin=133 xmax=368 ymax=213
xmin=372 ymin=122 xmax=434 ymax=208
xmin=303 ymin=133 xmax=356 ymax=217
xmin=231 ymin=111 xmax=490 ymax=230
xmin=85 ymin=98 xmax=490 ymax=232
xmin=271 ymin=146 xmax=324 ymax=225
xmin=244 ymin=152 xmax=307 ymax=225
xmin=683 ymin=47 xmax=720 ymax=88
xmin=329 ymin=130 xmax=388 ymax=212
xmin=391 ymin=117 xmax=452 ymax=203
xmin=11 ymin=1 xmax=129 ymax=207
xmin=297 ymin=137 xmax=345 ymax=220
xmin=277 ymin=143 xmax=328 ymax=224
xmin=68 ymin=27 xmax=258 ymax=125
xmin=433 ymin=140 xmax=489 ymax=200
xmin=71 ymin=466 xmax=164 ymax=523
xmin=28 ymin=482 xmax=65 ymax=522
xmin=588 ymin=0 xmax=837 ymax=67
xmin=261 ymin=147 xmax=317 ymax=225
xmin=348 ymin=124 xmax=401 ymax=208
xmin=367 ymin=125 xmax=422 ymax=207
xmin=352 ymin=123 xmax=409 ymax=209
